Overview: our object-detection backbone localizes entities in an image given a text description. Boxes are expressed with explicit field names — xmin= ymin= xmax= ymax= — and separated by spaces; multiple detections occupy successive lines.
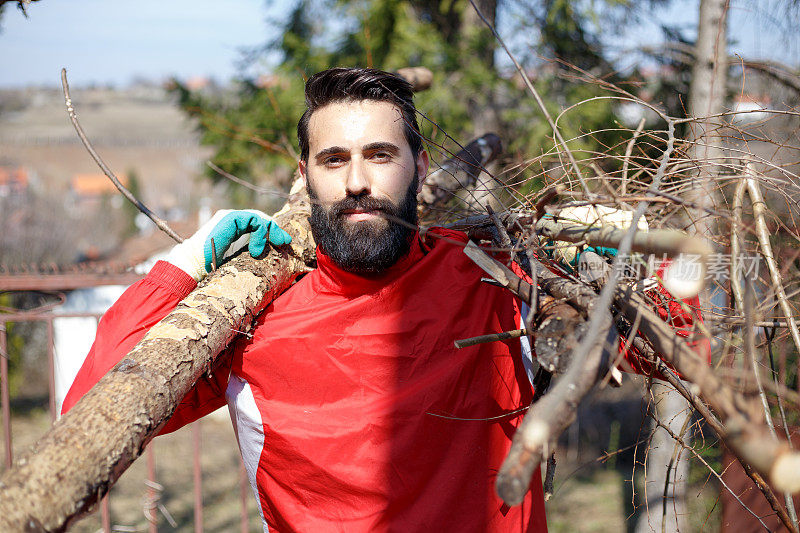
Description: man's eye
xmin=324 ymin=156 xmax=345 ymax=166
xmin=371 ymin=152 xmax=391 ymax=161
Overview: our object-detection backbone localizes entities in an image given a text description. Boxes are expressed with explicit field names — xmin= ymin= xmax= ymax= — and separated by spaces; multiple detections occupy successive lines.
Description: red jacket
xmin=64 ymin=228 xmax=548 ymax=532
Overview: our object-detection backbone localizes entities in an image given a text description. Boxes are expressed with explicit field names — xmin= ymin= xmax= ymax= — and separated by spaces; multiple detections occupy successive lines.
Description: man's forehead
xmin=307 ymin=100 xmax=407 ymax=149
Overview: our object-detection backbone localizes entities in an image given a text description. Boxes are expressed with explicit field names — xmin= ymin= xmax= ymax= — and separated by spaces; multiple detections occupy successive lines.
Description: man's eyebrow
xmin=363 ymin=142 xmax=400 ymax=154
xmin=314 ymin=142 xmax=400 ymax=163
xmin=314 ymin=146 xmax=347 ymax=162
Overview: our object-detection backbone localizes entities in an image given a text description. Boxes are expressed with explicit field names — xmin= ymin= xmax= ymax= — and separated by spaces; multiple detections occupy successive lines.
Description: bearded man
xmin=64 ymin=68 xmax=701 ymax=532
xmin=64 ymin=67 xmax=545 ymax=531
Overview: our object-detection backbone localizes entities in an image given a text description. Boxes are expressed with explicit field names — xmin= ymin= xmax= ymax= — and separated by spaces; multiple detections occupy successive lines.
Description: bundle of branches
xmin=460 ymin=73 xmax=800 ymax=531
xmin=455 ymin=205 xmax=800 ymax=506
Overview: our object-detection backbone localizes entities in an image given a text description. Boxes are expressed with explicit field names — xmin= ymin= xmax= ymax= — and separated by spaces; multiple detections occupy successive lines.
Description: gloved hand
xmin=166 ymin=209 xmax=292 ymax=281
xmin=551 ymin=205 xmax=649 ymax=268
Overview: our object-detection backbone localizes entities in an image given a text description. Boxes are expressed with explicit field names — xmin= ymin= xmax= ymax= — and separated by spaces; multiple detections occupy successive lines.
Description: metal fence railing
xmin=1 ymin=297 xmax=255 ymax=532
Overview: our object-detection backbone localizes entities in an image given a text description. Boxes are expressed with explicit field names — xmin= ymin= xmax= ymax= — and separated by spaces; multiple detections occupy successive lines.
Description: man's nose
xmin=345 ymin=158 xmax=371 ymax=196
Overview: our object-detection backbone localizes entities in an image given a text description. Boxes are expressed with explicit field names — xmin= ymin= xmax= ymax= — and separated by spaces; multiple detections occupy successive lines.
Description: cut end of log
xmin=661 ymin=253 xmax=706 ymax=299
xmin=770 ymin=452 xmax=800 ymax=493
xmin=496 ymin=473 xmax=529 ymax=507
xmin=521 ymin=420 xmax=549 ymax=450
xmin=395 ymin=67 xmax=433 ymax=92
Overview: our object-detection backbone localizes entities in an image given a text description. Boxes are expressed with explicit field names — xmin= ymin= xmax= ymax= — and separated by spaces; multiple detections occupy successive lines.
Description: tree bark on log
xmin=0 ymin=132 xmax=502 ymax=531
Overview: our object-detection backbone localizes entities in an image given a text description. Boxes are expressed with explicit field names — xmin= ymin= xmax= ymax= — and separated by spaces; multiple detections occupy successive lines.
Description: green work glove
xmin=580 ymin=244 xmax=618 ymax=262
xmin=166 ymin=209 xmax=291 ymax=282
xmin=203 ymin=211 xmax=291 ymax=272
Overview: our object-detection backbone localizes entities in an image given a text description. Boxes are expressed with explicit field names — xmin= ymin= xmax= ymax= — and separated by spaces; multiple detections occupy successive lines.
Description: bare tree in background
xmin=636 ymin=2 xmax=729 ymax=531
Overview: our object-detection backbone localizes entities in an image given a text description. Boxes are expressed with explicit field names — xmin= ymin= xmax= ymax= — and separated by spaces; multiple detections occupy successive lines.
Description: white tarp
xmin=53 ymin=285 xmax=128 ymax=416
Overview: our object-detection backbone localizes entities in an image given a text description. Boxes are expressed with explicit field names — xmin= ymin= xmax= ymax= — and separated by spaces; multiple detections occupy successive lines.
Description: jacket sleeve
xmin=61 ymin=261 xmax=231 ymax=434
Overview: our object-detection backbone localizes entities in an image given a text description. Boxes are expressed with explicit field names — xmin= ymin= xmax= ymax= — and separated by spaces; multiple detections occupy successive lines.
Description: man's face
xmin=299 ymin=100 xmax=429 ymax=273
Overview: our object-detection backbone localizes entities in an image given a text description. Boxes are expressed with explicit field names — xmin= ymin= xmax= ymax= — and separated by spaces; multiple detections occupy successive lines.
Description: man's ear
xmin=298 ymin=159 xmax=308 ymax=188
xmin=415 ymin=150 xmax=429 ymax=194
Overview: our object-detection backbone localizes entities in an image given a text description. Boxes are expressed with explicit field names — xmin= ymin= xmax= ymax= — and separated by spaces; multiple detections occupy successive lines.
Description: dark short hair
xmin=297 ymin=68 xmax=423 ymax=162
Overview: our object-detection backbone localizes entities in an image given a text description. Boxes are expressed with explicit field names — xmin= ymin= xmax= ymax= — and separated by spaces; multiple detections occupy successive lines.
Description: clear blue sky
xmin=0 ymin=0 xmax=278 ymax=87
xmin=0 ymin=0 xmax=796 ymax=88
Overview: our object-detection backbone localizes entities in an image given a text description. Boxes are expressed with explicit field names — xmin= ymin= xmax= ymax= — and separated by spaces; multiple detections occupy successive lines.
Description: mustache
xmin=327 ymin=195 xmax=398 ymax=220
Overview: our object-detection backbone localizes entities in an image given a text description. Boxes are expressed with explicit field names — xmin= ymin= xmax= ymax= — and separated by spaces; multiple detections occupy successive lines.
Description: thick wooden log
xmin=0 ymin=181 xmax=315 ymax=532
xmin=534 ymin=302 xmax=582 ymax=374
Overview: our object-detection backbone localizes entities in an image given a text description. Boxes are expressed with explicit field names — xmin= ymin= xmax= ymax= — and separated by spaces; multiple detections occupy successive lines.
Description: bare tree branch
xmin=642 ymin=41 xmax=800 ymax=94
xmin=61 ymin=68 xmax=184 ymax=244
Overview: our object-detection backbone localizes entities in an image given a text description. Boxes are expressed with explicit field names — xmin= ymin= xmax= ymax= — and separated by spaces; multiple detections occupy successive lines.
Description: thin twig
xmin=731 ymin=178 xmax=747 ymax=313
xmin=746 ymin=279 xmax=800 ymax=528
xmin=618 ymin=283 xmax=800 ymax=494
xmin=467 ymin=0 xmax=591 ymax=197
xmin=765 ymin=326 xmax=797 ymax=471
xmin=207 ymin=161 xmax=286 ymax=197
xmin=744 ymin=161 xmax=800 ymax=528
xmin=621 ymin=117 xmax=646 ymax=196
xmin=655 ymin=361 xmax=798 ymax=533
xmin=60 ymin=69 xmax=183 ymax=244
xmin=453 ymin=329 xmax=526 ymax=349
xmin=707 ymin=317 xmax=791 ymax=328
xmin=661 ymin=404 xmax=692 ymax=533
xmin=745 ymin=162 xmax=800 ymax=376
xmin=650 ymin=411 xmax=773 ymax=532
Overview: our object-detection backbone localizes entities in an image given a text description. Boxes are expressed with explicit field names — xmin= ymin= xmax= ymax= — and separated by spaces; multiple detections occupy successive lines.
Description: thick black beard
xmin=308 ymin=174 xmax=419 ymax=274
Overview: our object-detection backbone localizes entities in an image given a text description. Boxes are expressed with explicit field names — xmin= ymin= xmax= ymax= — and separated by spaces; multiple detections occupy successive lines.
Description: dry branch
xmin=462 ymin=242 xmax=616 ymax=504
xmin=61 ymin=69 xmax=184 ymax=244
xmin=744 ymin=162 xmax=800 ymax=365
xmin=498 ymin=306 xmax=613 ymax=505
xmin=535 ymin=217 xmax=713 ymax=262
xmin=533 ymin=301 xmax=582 ymax=374
xmin=419 ymin=133 xmax=502 ymax=210
xmin=466 ymin=0 xmax=590 ymax=196
xmin=463 ymin=211 xmax=800 ymax=506
xmin=454 ymin=328 xmax=526 ymax=349
xmin=450 ymin=211 xmax=714 ymax=265
xmin=655 ymin=360 xmax=799 ymax=533
xmin=614 ymin=285 xmax=800 ymax=495
xmin=643 ymin=41 xmax=800 ymax=95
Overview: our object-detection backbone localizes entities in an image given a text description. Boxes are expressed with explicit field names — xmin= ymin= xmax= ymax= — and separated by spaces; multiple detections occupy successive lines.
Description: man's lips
xmin=340 ymin=209 xmax=384 ymax=222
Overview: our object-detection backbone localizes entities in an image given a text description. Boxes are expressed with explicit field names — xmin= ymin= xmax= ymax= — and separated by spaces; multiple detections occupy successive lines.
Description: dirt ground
xmin=5 ymin=408 xmax=262 ymax=533
xmin=3 ymin=392 xmax=721 ymax=532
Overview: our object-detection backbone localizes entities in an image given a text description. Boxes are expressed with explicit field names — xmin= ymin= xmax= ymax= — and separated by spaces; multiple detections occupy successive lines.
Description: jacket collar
xmin=314 ymin=232 xmax=425 ymax=296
